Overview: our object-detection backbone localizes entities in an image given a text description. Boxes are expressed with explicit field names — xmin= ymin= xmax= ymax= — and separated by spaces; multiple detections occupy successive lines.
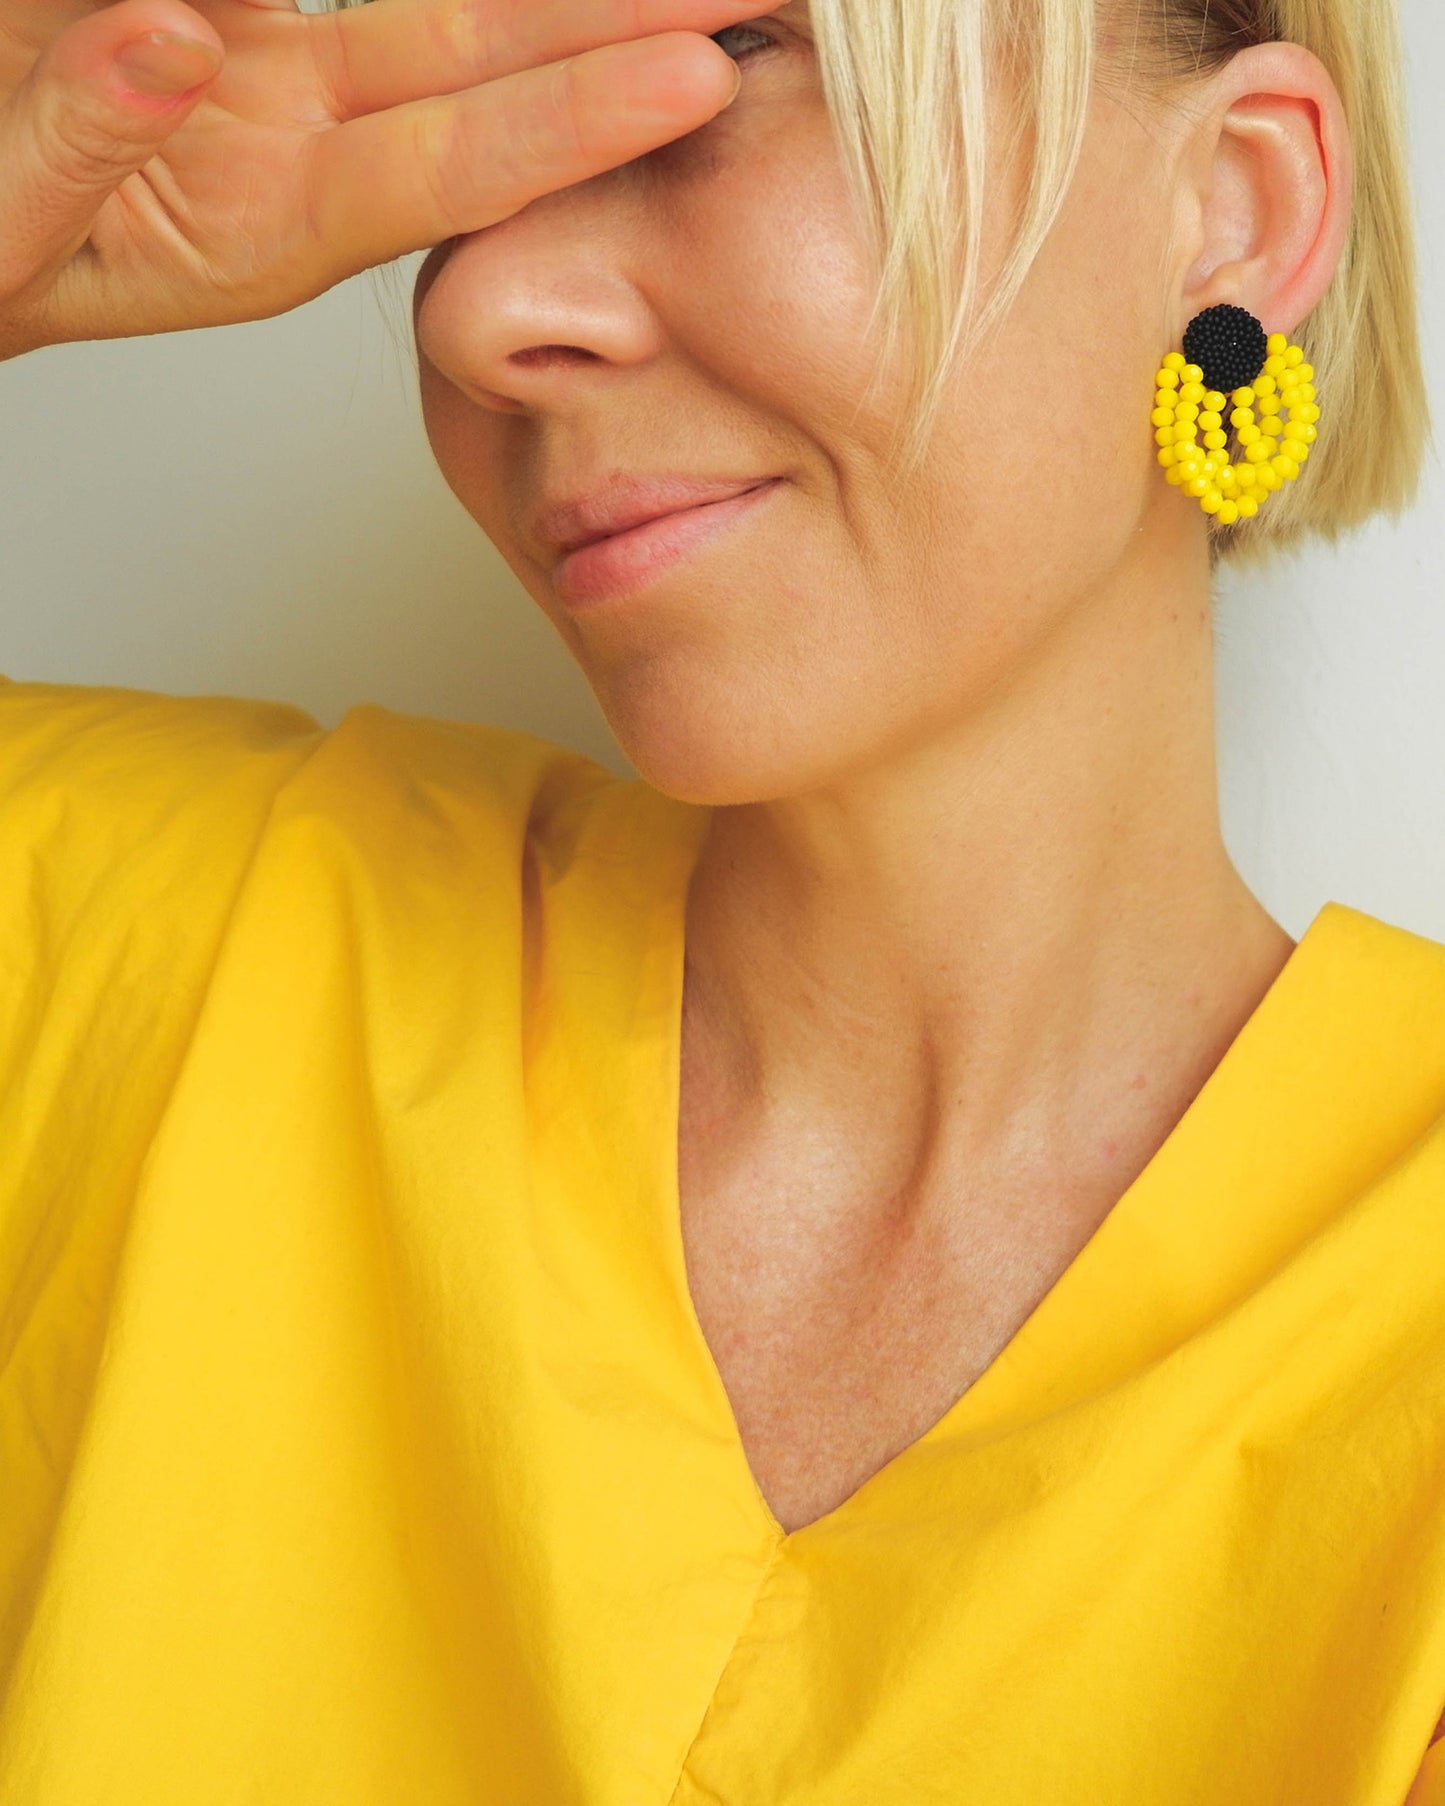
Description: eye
xmin=707 ymin=23 xmax=779 ymax=61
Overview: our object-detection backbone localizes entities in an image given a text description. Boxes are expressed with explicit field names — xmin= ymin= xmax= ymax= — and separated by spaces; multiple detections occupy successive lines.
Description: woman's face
xmin=414 ymin=6 xmax=1192 ymax=803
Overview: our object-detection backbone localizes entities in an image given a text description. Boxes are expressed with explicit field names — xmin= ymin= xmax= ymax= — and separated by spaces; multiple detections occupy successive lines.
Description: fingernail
xmin=114 ymin=30 xmax=223 ymax=100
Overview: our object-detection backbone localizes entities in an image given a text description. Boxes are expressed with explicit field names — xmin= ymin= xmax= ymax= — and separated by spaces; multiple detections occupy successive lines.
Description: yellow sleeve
xmin=0 ymin=674 xmax=327 ymax=1563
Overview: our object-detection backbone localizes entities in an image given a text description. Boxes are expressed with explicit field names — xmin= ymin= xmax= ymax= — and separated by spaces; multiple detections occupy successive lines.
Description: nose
xmin=413 ymin=174 xmax=666 ymax=416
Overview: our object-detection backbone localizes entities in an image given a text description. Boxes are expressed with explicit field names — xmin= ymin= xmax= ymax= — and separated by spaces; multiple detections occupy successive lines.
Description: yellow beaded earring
xmin=1152 ymin=304 xmax=1321 ymax=525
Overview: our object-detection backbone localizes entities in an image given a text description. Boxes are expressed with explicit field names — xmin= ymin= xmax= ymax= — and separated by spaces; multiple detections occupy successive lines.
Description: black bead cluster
xmin=1182 ymin=305 xmax=1269 ymax=396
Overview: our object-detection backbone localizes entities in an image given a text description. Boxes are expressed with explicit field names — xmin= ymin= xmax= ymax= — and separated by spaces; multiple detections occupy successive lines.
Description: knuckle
xmin=36 ymin=103 xmax=143 ymax=194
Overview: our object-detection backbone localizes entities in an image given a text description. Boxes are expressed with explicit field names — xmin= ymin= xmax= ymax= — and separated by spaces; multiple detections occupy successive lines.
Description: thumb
xmin=0 ymin=6 xmax=223 ymax=305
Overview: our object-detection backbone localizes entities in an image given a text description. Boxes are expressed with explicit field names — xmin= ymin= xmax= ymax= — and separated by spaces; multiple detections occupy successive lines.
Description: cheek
xmin=660 ymin=139 xmax=896 ymax=444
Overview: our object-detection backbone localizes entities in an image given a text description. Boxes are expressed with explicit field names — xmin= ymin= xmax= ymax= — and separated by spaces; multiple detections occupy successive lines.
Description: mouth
xmin=551 ymin=478 xmax=784 ymax=610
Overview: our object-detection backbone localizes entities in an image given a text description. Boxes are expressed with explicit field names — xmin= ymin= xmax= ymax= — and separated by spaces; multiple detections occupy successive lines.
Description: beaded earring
xmin=1152 ymin=303 xmax=1321 ymax=525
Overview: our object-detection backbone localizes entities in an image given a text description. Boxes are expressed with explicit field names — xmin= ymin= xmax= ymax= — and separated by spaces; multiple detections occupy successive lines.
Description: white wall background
xmin=1 ymin=1 xmax=1441 ymax=943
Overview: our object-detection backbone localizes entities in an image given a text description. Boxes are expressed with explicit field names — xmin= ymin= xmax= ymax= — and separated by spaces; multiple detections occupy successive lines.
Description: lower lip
xmin=552 ymin=480 xmax=783 ymax=609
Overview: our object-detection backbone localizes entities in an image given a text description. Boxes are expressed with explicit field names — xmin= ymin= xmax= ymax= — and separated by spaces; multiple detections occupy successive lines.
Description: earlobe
xmin=1180 ymin=42 xmax=1352 ymax=342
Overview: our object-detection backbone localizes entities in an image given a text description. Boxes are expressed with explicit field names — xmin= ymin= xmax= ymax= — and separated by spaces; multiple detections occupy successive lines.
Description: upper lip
xmin=536 ymin=476 xmax=778 ymax=558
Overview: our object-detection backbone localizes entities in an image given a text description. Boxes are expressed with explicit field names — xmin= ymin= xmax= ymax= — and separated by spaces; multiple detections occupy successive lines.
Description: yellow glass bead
xmin=1264 ymin=354 xmax=1287 ymax=377
xmin=1155 ymin=428 xmax=1175 ymax=449
xmin=1230 ymin=407 xmax=1255 ymax=429
xmin=1258 ymin=463 xmax=1283 ymax=491
xmin=1165 ymin=464 xmax=1187 ymax=486
xmin=1201 ymin=490 xmax=1223 ymax=514
xmin=1298 ymin=383 xmax=1316 ymax=404
xmin=1152 ymin=407 xmax=1176 ymax=428
xmin=1237 ymin=496 xmax=1259 ymax=518
xmin=1203 ymin=430 xmax=1228 ymax=451
xmin=1232 ymin=387 xmax=1256 ymax=408
xmin=1198 ymin=411 xmax=1222 ymax=432
xmin=1237 ymin=424 xmax=1262 ymax=446
xmin=1297 ymin=364 xmax=1314 ymax=383
xmin=1173 ymin=426 xmax=1199 ymax=446
xmin=1204 ymin=391 xmax=1227 ymax=412
xmin=1158 ymin=447 xmax=1178 ymax=467
xmin=1163 ymin=352 xmax=1187 ymax=371
xmin=1275 ymin=456 xmax=1300 ymax=481
xmin=1284 ymin=345 xmax=1304 ymax=366
xmin=1186 ymin=474 xmax=1211 ymax=498
xmin=1298 ymin=423 xmax=1318 ymax=445
xmin=1267 ymin=333 xmax=1288 ymax=355
xmin=1156 ymin=368 xmax=1181 ymax=389
xmin=1216 ymin=501 xmax=1241 ymax=525
xmin=1182 ymin=364 xmax=1204 ymax=384
xmin=1156 ymin=390 xmax=1178 ymax=410
xmin=1298 ymin=403 xmax=1321 ymax=424
xmin=1257 ymin=395 xmax=1282 ymax=417
xmin=1179 ymin=383 xmax=1206 ymax=405
xmin=1262 ymin=415 xmax=1283 ymax=437
xmin=1280 ymin=439 xmax=1308 ymax=461
xmin=1176 ymin=403 xmax=1200 ymax=423
xmin=1245 ymin=442 xmax=1272 ymax=464
xmin=1254 ymin=374 xmax=1277 ymax=396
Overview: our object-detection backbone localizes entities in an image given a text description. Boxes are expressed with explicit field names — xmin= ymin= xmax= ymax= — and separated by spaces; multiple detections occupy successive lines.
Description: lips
xmin=537 ymin=477 xmax=779 ymax=559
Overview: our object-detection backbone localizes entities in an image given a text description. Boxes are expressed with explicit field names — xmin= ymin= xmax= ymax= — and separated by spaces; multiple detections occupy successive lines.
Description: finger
xmin=0 ymin=2 xmax=223 ymax=306
xmin=312 ymin=0 xmax=777 ymax=124
xmin=307 ymin=30 xmax=741 ymax=274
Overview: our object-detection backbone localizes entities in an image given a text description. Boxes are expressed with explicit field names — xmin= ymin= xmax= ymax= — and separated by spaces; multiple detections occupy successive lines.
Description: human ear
xmin=1173 ymin=40 xmax=1353 ymax=342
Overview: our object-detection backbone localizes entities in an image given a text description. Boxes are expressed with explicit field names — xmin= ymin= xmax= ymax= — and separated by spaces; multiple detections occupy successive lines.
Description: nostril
xmin=509 ymin=346 xmax=602 ymax=370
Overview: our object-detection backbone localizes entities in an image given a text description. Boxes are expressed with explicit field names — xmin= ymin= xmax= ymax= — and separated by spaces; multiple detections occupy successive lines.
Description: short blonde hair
xmin=811 ymin=0 xmax=1430 ymax=572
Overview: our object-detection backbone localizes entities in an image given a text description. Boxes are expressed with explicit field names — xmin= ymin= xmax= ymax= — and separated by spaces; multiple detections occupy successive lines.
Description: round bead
xmin=1237 ymin=496 xmax=1259 ymax=518
xmin=1163 ymin=352 xmax=1187 ymax=371
xmin=1280 ymin=439 xmax=1308 ymax=461
xmin=1156 ymin=368 xmax=1181 ymax=389
xmin=1254 ymin=374 xmax=1278 ymax=396
xmin=1275 ymin=456 xmax=1300 ymax=481
xmin=1186 ymin=474 xmax=1211 ymax=497
xmin=1155 ymin=428 xmax=1175 ymax=448
xmin=1230 ymin=407 xmax=1256 ymax=428
xmin=1179 ymin=383 xmax=1206 ymax=405
xmin=1264 ymin=355 xmax=1288 ymax=377
xmin=1204 ymin=391 xmax=1228 ymax=412
xmin=1298 ymin=384 xmax=1316 ymax=403
xmin=1198 ymin=411 xmax=1222 ymax=431
xmin=1284 ymin=345 xmax=1304 ymax=366
xmin=1158 ymin=447 xmax=1178 ymax=467
xmin=1245 ymin=441 xmax=1272 ymax=464
xmin=1232 ymin=387 xmax=1256 ymax=407
xmin=1201 ymin=490 xmax=1223 ymax=513
xmin=1298 ymin=423 xmax=1318 ymax=444
xmin=1182 ymin=306 xmax=1269 ymax=394
xmin=1152 ymin=407 xmax=1176 ymax=427
xmin=1203 ymin=430 xmax=1228 ymax=451
xmin=1257 ymin=395 xmax=1282 ymax=417
xmin=1165 ymin=464 xmax=1187 ymax=485
xmin=1258 ymin=463 xmax=1282 ymax=491
xmin=1237 ymin=424 xmax=1262 ymax=446
xmin=1182 ymin=364 xmax=1204 ymax=385
xmin=1216 ymin=501 xmax=1241 ymax=525
xmin=1267 ymin=333 xmax=1288 ymax=355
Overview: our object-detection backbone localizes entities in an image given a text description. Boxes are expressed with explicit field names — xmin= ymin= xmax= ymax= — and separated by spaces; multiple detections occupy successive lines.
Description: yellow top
xmin=4 ymin=674 xmax=1445 ymax=1806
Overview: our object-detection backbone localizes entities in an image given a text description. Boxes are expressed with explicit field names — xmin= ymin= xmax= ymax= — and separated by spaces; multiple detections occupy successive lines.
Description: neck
xmin=679 ymin=538 xmax=1294 ymax=1216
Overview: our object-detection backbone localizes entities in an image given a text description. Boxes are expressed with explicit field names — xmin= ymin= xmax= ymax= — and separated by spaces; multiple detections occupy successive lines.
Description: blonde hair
xmin=340 ymin=0 xmax=1430 ymax=575
xmin=809 ymin=0 xmax=1430 ymax=572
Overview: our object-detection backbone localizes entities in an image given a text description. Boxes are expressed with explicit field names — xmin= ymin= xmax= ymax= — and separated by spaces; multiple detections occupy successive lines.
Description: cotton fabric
xmin=3 ymin=674 xmax=1445 ymax=1805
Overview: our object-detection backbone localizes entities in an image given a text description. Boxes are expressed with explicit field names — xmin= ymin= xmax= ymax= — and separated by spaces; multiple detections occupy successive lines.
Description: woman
xmin=1 ymin=0 xmax=1441 ymax=1797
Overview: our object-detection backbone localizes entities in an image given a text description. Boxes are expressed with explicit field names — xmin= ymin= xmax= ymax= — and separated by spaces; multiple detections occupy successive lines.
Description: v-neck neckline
xmin=648 ymin=831 xmax=1349 ymax=1546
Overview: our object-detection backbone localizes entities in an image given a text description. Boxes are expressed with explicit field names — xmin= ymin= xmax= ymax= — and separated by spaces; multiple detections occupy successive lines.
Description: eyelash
xmin=708 ymin=23 xmax=779 ymax=61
